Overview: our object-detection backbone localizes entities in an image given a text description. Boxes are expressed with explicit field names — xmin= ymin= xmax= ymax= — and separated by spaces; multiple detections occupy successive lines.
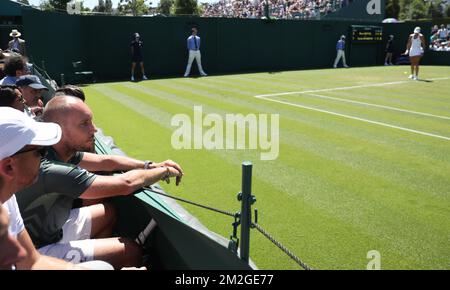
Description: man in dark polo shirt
xmin=130 ymin=32 xmax=148 ymax=82
xmin=16 ymin=95 xmax=184 ymax=269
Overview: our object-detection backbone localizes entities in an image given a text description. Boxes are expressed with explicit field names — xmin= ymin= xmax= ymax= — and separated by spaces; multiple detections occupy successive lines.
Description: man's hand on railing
xmin=161 ymin=165 xmax=183 ymax=186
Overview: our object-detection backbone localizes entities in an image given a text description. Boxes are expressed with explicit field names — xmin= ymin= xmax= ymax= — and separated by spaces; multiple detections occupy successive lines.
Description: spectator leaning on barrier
xmin=0 ymin=107 xmax=101 ymax=270
xmin=333 ymin=35 xmax=349 ymax=68
xmin=184 ymin=27 xmax=207 ymax=77
xmin=16 ymin=96 xmax=184 ymax=269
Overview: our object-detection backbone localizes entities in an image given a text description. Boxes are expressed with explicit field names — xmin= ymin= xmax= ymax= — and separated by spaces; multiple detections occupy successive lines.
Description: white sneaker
xmin=143 ymin=75 xmax=148 ymax=80
xmin=384 ymin=63 xmax=388 ymax=66
xmin=333 ymin=65 xmax=337 ymax=68
xmin=200 ymin=73 xmax=208 ymax=76
xmin=183 ymin=74 xmax=188 ymax=77
xmin=408 ymin=74 xmax=414 ymax=79
xmin=131 ymin=76 xmax=135 ymax=81
xmin=413 ymin=75 xmax=418 ymax=80
xmin=344 ymin=65 xmax=349 ymax=68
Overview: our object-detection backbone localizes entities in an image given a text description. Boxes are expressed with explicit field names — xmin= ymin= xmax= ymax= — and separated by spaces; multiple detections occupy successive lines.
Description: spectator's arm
xmin=79 ymin=166 xmax=182 ymax=199
xmin=78 ymin=152 xmax=184 ymax=175
xmin=79 ymin=152 xmax=145 ymax=172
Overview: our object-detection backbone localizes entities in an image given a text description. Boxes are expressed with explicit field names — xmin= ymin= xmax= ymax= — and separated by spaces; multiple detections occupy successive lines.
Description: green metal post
xmin=239 ymin=161 xmax=254 ymax=263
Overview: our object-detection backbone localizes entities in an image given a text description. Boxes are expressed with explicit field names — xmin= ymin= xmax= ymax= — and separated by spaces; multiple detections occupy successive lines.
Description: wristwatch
xmin=144 ymin=160 xmax=153 ymax=170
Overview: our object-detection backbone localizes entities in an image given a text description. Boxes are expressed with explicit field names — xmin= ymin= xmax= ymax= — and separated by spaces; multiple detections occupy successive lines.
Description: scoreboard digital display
xmin=351 ymin=25 xmax=383 ymax=42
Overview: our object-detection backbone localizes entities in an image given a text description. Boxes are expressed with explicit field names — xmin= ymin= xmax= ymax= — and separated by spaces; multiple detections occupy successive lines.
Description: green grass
xmin=84 ymin=66 xmax=450 ymax=269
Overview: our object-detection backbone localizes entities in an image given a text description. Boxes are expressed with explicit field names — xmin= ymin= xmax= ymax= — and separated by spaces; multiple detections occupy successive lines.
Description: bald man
xmin=16 ymin=96 xmax=184 ymax=269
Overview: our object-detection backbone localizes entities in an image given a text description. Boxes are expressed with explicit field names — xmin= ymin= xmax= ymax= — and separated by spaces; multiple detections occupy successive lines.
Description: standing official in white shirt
xmin=184 ymin=28 xmax=207 ymax=77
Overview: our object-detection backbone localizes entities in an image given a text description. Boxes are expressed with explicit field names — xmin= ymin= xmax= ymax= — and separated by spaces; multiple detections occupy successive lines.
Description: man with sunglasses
xmin=16 ymin=95 xmax=184 ymax=269
xmin=0 ymin=107 xmax=112 ymax=269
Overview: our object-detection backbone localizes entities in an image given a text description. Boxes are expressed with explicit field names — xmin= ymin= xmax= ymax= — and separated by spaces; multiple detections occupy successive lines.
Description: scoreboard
xmin=351 ymin=25 xmax=383 ymax=43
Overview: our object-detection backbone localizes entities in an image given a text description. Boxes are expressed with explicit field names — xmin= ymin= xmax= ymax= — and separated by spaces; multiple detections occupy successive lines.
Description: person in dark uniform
xmin=130 ymin=33 xmax=147 ymax=81
xmin=384 ymin=35 xmax=395 ymax=66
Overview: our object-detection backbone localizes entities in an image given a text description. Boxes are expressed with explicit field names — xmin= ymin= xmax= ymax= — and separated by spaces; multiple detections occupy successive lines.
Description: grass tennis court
xmin=84 ymin=65 xmax=450 ymax=270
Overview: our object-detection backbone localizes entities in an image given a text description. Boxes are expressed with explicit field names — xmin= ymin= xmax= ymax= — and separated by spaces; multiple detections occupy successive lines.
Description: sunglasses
xmin=12 ymin=146 xmax=47 ymax=158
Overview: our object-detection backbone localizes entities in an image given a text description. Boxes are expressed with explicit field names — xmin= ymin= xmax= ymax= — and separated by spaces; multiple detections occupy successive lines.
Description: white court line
xmin=254 ymin=77 xmax=450 ymax=98
xmin=255 ymin=96 xmax=450 ymax=141
xmin=307 ymin=93 xmax=450 ymax=120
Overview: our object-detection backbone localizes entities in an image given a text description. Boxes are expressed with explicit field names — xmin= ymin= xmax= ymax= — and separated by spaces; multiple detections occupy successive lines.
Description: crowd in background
xmin=0 ymin=28 xmax=184 ymax=270
xmin=429 ymin=24 xmax=450 ymax=51
xmin=201 ymin=0 xmax=345 ymax=20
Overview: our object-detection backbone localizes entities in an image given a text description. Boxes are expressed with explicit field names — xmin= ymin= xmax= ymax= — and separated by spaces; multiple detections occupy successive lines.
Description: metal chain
xmin=251 ymin=222 xmax=313 ymax=270
xmin=145 ymin=187 xmax=312 ymax=270
xmin=143 ymin=187 xmax=235 ymax=217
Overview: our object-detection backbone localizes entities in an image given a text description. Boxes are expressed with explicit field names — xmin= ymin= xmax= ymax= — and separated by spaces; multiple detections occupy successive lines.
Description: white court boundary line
xmin=254 ymin=77 xmax=450 ymax=98
xmin=255 ymin=96 xmax=450 ymax=141
xmin=307 ymin=93 xmax=450 ymax=120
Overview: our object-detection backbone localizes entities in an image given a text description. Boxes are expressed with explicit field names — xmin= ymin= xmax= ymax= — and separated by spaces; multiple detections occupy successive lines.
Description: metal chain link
xmin=251 ymin=222 xmax=312 ymax=270
xmin=143 ymin=187 xmax=235 ymax=217
xmin=145 ymin=187 xmax=312 ymax=270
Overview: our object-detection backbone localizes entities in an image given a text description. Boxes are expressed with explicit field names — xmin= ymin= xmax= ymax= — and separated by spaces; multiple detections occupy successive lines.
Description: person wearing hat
xmin=333 ymin=35 xmax=349 ymax=68
xmin=8 ymin=29 xmax=26 ymax=57
xmin=15 ymin=95 xmax=183 ymax=269
xmin=16 ymin=75 xmax=48 ymax=118
xmin=130 ymin=32 xmax=148 ymax=82
xmin=404 ymin=27 xmax=426 ymax=80
xmin=0 ymin=107 xmax=96 ymax=269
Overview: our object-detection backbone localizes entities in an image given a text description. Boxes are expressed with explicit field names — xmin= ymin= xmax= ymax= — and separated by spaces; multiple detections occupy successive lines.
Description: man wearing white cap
xmin=0 ymin=107 xmax=91 ymax=269
xmin=8 ymin=29 xmax=26 ymax=57
xmin=404 ymin=27 xmax=425 ymax=80
xmin=15 ymin=96 xmax=183 ymax=269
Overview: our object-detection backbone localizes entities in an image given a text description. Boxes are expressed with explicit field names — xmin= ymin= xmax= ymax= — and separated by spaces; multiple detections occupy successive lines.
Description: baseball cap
xmin=414 ymin=27 xmax=421 ymax=33
xmin=15 ymin=75 xmax=48 ymax=90
xmin=0 ymin=107 xmax=61 ymax=160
